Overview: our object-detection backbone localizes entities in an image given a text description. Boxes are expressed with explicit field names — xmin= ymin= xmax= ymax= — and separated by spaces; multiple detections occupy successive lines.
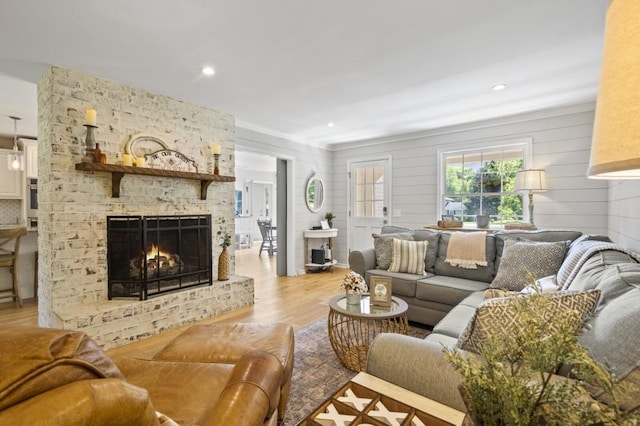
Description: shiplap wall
xmin=608 ymin=180 xmax=640 ymax=253
xmin=331 ymin=103 xmax=609 ymax=262
xmin=235 ymin=127 xmax=333 ymax=275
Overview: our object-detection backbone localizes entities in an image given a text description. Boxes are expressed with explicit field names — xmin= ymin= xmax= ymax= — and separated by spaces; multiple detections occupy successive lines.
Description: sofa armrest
xmin=366 ymin=333 xmax=468 ymax=412
xmin=349 ymin=248 xmax=377 ymax=276
xmin=206 ymin=350 xmax=283 ymax=426
xmin=0 ymin=378 xmax=159 ymax=426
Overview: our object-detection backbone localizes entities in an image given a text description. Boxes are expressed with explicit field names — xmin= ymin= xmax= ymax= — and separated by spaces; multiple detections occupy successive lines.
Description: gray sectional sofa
xmin=348 ymin=226 xmax=583 ymax=326
xmin=348 ymin=226 xmax=640 ymax=416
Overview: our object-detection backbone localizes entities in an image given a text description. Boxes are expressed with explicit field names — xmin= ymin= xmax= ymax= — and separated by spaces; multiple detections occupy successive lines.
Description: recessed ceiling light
xmin=492 ymin=84 xmax=507 ymax=91
xmin=202 ymin=66 xmax=215 ymax=76
xmin=327 ymin=122 xmax=334 ymax=127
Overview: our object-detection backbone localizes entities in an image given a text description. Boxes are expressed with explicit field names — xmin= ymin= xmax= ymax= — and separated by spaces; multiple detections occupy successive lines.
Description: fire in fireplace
xmin=107 ymin=215 xmax=212 ymax=300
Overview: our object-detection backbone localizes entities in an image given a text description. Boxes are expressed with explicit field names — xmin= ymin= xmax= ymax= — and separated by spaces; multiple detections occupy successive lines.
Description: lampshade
xmin=588 ymin=0 xmax=640 ymax=179
xmin=515 ymin=169 xmax=547 ymax=192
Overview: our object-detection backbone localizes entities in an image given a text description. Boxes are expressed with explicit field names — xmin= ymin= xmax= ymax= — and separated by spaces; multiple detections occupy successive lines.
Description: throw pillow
xmin=373 ymin=232 xmax=414 ymax=270
xmin=457 ymin=289 xmax=600 ymax=354
xmin=388 ymin=238 xmax=427 ymax=275
xmin=490 ymin=239 xmax=569 ymax=291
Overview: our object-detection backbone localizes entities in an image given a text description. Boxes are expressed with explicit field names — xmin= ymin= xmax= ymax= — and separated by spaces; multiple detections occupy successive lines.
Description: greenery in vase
xmin=216 ymin=217 xmax=231 ymax=248
xmin=324 ymin=212 xmax=336 ymax=227
xmin=340 ymin=271 xmax=367 ymax=294
xmin=444 ymin=290 xmax=639 ymax=425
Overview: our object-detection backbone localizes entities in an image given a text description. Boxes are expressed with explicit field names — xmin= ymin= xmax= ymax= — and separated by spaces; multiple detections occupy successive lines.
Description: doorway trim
xmin=235 ymin=146 xmax=296 ymax=276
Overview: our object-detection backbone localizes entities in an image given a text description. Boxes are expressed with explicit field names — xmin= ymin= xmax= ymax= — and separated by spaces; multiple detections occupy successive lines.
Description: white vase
xmin=345 ymin=292 xmax=361 ymax=305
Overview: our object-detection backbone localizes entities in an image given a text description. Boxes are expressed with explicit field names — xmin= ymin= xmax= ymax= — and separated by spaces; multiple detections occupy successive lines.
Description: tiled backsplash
xmin=0 ymin=199 xmax=21 ymax=225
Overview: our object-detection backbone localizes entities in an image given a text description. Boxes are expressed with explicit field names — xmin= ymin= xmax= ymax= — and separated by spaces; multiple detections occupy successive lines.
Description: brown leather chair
xmin=0 ymin=226 xmax=27 ymax=307
xmin=0 ymin=325 xmax=284 ymax=426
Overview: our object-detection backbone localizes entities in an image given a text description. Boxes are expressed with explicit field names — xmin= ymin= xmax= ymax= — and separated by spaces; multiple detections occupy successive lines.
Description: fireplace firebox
xmin=107 ymin=215 xmax=212 ymax=300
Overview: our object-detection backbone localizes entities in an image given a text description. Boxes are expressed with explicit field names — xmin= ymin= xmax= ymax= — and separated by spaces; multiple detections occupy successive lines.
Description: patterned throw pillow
xmin=490 ymin=239 xmax=569 ymax=291
xmin=457 ymin=289 xmax=600 ymax=354
xmin=388 ymin=239 xmax=428 ymax=275
xmin=373 ymin=232 xmax=414 ymax=270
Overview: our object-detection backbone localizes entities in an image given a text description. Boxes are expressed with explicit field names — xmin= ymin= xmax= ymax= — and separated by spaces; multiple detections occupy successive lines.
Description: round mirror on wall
xmin=305 ymin=173 xmax=324 ymax=212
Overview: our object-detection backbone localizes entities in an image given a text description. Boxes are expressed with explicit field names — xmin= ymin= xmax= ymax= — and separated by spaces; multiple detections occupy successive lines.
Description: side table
xmin=328 ymin=294 xmax=408 ymax=372
xmin=304 ymin=228 xmax=338 ymax=272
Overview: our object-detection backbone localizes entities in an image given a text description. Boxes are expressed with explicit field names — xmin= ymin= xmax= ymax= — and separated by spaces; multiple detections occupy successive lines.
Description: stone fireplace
xmin=36 ymin=66 xmax=254 ymax=349
xmin=107 ymin=215 xmax=212 ymax=300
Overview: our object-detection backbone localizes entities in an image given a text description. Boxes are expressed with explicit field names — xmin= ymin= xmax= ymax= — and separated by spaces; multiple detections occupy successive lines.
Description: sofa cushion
xmin=118 ymin=358 xmax=236 ymax=425
xmin=432 ymin=304 xmax=478 ymax=338
xmin=434 ymin=232 xmax=496 ymax=283
xmin=423 ymin=333 xmax=459 ymax=349
xmin=366 ymin=270 xmax=429 ymax=297
xmin=457 ymin=290 xmax=486 ymax=309
xmin=388 ymin=239 xmax=427 ymax=275
xmin=373 ymin=232 xmax=414 ymax=270
xmin=0 ymin=326 xmax=124 ymax=412
xmin=490 ymin=239 xmax=569 ymax=291
xmin=416 ymin=276 xmax=490 ymax=306
xmin=412 ymin=230 xmax=440 ymax=273
xmin=457 ymin=289 xmax=600 ymax=354
xmin=578 ymin=263 xmax=640 ymax=412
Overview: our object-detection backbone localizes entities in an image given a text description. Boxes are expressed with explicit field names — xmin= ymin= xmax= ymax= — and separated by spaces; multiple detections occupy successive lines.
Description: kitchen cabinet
xmin=23 ymin=140 xmax=38 ymax=178
xmin=0 ymin=149 xmax=23 ymax=199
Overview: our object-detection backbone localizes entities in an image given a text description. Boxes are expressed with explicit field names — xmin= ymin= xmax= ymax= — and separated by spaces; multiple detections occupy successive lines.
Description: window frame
xmin=436 ymin=137 xmax=533 ymax=224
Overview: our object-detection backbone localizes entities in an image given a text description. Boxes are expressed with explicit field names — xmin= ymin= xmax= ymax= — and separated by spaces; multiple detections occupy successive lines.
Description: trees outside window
xmin=443 ymin=146 xmax=525 ymax=226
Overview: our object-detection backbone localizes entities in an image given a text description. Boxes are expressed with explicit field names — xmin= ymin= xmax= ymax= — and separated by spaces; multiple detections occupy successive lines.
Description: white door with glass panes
xmin=348 ymin=157 xmax=390 ymax=252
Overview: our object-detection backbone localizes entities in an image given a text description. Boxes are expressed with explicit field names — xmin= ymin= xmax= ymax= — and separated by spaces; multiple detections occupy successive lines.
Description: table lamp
xmin=515 ymin=169 xmax=547 ymax=227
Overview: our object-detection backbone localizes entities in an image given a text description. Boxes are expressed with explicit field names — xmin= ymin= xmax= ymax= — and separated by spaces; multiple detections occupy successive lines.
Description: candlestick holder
xmin=82 ymin=124 xmax=98 ymax=163
xmin=213 ymin=153 xmax=220 ymax=175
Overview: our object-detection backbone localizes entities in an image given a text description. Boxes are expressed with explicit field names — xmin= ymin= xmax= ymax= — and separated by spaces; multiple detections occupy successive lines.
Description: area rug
xmin=284 ymin=318 xmax=431 ymax=425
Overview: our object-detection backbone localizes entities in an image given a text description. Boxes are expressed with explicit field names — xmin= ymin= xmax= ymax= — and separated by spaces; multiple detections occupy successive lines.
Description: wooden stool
xmin=0 ymin=227 xmax=27 ymax=307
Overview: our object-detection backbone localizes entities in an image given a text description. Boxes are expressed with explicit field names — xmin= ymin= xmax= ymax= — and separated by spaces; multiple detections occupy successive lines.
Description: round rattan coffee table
xmin=328 ymin=293 xmax=408 ymax=372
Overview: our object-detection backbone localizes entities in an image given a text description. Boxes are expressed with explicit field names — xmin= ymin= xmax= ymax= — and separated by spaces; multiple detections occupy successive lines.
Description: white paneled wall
xmin=235 ymin=127 xmax=333 ymax=275
xmin=608 ymin=180 xmax=640 ymax=253
xmin=332 ymin=103 xmax=609 ymax=260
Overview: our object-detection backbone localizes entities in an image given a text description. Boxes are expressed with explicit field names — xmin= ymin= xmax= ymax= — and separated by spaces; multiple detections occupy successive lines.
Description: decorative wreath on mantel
xmin=124 ymin=133 xmax=198 ymax=173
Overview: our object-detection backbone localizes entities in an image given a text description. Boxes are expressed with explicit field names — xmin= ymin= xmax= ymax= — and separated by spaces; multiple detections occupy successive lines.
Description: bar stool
xmin=0 ymin=227 xmax=27 ymax=307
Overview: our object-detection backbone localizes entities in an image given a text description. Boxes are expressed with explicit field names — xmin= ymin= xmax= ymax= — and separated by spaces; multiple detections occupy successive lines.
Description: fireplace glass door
xmin=107 ymin=215 xmax=212 ymax=300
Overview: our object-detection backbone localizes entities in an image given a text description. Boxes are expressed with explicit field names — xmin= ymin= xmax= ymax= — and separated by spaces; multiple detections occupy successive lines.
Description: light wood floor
xmin=0 ymin=245 xmax=346 ymax=358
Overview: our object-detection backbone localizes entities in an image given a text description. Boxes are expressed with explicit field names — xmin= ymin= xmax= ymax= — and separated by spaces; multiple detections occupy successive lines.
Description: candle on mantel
xmin=85 ymin=109 xmax=97 ymax=126
xmin=135 ymin=157 xmax=145 ymax=167
xmin=122 ymin=153 xmax=133 ymax=167
xmin=213 ymin=144 xmax=221 ymax=155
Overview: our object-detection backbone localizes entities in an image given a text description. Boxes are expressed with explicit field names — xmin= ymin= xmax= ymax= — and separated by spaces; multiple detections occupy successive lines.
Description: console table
xmin=425 ymin=225 xmax=497 ymax=233
xmin=303 ymin=228 xmax=337 ymax=272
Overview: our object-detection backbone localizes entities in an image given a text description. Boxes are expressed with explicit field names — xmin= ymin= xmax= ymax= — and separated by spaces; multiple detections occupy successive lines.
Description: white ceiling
xmin=0 ymin=1 xmax=608 ymax=146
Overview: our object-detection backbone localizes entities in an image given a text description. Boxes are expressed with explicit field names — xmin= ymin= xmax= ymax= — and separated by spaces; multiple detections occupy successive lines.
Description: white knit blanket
xmin=445 ymin=231 xmax=488 ymax=269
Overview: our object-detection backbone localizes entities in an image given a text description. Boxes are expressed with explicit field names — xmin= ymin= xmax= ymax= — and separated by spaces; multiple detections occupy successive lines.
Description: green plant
xmin=324 ymin=212 xmax=336 ymax=222
xmin=216 ymin=217 xmax=231 ymax=248
xmin=444 ymin=290 xmax=639 ymax=425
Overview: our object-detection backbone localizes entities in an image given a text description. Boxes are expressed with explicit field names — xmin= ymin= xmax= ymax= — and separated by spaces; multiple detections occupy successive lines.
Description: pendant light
xmin=7 ymin=116 xmax=24 ymax=171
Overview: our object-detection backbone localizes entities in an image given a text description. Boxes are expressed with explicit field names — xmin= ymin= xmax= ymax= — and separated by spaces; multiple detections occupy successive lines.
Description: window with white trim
xmin=440 ymin=144 xmax=527 ymax=226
